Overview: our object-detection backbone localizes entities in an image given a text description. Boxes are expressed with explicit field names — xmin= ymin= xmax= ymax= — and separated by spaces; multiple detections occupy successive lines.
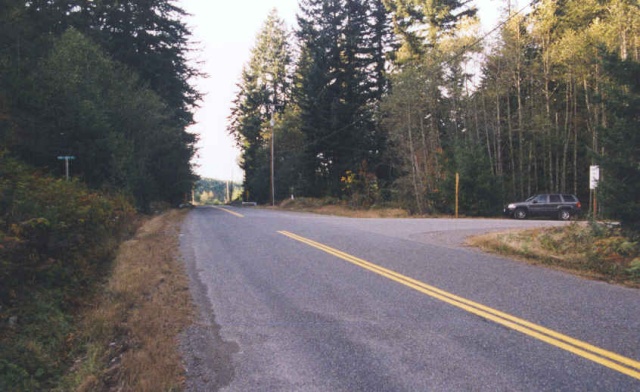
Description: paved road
xmin=179 ymin=206 xmax=640 ymax=391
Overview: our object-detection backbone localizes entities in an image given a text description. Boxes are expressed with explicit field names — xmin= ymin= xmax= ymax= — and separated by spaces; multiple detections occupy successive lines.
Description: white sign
xmin=590 ymin=165 xmax=600 ymax=190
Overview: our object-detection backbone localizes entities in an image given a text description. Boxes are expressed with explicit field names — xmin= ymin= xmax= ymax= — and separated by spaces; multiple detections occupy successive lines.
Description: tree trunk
xmin=420 ymin=115 xmax=429 ymax=193
xmin=506 ymin=92 xmax=516 ymax=198
xmin=573 ymin=78 xmax=578 ymax=195
xmin=562 ymin=79 xmax=571 ymax=193
xmin=407 ymin=108 xmax=423 ymax=214
xmin=516 ymin=76 xmax=525 ymax=198
xmin=481 ymin=92 xmax=495 ymax=176
xmin=495 ymin=92 xmax=503 ymax=178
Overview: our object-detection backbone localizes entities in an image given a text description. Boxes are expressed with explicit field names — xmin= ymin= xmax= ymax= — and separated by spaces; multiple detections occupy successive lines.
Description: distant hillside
xmin=195 ymin=178 xmax=242 ymax=204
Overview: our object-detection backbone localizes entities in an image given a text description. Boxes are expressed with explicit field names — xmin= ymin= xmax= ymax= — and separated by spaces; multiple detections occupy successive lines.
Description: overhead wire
xmin=443 ymin=0 xmax=537 ymax=67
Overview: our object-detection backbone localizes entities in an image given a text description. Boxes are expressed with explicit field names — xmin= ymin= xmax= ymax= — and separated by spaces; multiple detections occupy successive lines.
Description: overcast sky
xmin=179 ymin=0 xmax=501 ymax=182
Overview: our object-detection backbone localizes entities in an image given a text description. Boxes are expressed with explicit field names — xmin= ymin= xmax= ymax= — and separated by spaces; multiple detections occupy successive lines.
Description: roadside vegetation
xmin=231 ymin=1 xmax=639 ymax=223
xmin=0 ymin=157 xmax=137 ymax=390
xmin=0 ymin=158 xmax=193 ymax=390
xmin=278 ymin=197 xmax=409 ymax=218
xmin=1 ymin=1 xmax=199 ymax=389
xmin=469 ymin=222 xmax=640 ymax=288
xmin=60 ymin=210 xmax=192 ymax=392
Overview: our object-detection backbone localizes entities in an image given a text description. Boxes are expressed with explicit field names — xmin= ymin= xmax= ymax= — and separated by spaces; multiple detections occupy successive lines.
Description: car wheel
xmin=514 ymin=208 xmax=527 ymax=219
xmin=558 ymin=209 xmax=571 ymax=221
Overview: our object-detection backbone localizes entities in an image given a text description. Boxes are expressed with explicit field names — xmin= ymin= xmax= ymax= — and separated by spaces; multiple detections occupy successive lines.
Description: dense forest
xmin=0 ymin=1 xmax=199 ymax=388
xmin=229 ymin=0 xmax=639 ymax=228
xmin=0 ymin=0 xmax=199 ymax=210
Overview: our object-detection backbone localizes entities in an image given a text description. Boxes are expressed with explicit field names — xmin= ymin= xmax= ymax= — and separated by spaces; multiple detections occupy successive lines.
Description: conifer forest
xmin=1 ymin=0 xmax=199 ymax=211
xmin=229 ymin=0 xmax=639 ymax=228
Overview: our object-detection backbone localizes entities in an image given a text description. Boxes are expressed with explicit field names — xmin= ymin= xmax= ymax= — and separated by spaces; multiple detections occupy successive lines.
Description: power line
xmin=444 ymin=0 xmax=537 ymax=67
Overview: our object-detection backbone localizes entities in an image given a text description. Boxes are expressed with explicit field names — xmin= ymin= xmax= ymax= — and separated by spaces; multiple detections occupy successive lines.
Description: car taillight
xmin=577 ymin=201 xmax=582 ymax=209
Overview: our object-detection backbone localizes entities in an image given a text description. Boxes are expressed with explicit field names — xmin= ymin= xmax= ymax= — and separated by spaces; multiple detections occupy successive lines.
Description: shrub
xmin=0 ymin=155 xmax=136 ymax=389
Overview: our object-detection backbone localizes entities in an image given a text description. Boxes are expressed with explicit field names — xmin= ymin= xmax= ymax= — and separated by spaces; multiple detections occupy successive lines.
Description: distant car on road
xmin=504 ymin=194 xmax=581 ymax=220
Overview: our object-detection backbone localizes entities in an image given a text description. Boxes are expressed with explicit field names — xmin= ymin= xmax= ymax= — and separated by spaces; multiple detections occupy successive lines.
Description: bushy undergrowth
xmin=0 ymin=155 xmax=136 ymax=390
xmin=279 ymin=196 xmax=342 ymax=210
xmin=537 ymin=222 xmax=640 ymax=277
xmin=277 ymin=197 xmax=409 ymax=218
xmin=471 ymin=221 xmax=640 ymax=286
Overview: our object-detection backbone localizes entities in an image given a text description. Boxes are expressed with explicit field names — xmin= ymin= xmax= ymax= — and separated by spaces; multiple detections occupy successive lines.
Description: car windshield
xmin=525 ymin=195 xmax=536 ymax=202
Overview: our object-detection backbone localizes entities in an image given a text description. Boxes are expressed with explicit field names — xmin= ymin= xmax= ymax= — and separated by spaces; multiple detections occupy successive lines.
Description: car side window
xmin=535 ymin=195 xmax=548 ymax=203
xmin=549 ymin=195 xmax=561 ymax=203
xmin=562 ymin=194 xmax=576 ymax=202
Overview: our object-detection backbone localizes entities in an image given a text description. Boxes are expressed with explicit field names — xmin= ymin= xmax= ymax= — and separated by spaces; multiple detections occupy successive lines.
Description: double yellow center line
xmin=278 ymin=230 xmax=640 ymax=380
xmin=213 ymin=206 xmax=244 ymax=218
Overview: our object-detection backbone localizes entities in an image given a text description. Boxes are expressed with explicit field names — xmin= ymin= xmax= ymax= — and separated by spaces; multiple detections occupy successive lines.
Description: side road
xmin=178 ymin=206 xmax=640 ymax=391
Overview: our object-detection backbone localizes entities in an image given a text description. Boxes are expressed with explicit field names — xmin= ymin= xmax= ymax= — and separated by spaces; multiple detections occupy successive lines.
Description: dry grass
xmin=307 ymin=204 xmax=409 ymax=218
xmin=468 ymin=223 xmax=640 ymax=288
xmin=62 ymin=209 xmax=194 ymax=392
xmin=277 ymin=197 xmax=409 ymax=218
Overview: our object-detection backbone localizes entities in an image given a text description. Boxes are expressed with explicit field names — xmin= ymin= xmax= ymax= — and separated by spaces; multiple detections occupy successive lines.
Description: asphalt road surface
xmin=179 ymin=206 xmax=640 ymax=391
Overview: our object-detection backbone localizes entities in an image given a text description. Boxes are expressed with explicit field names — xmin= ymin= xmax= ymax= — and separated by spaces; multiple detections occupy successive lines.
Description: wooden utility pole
xmin=455 ymin=172 xmax=460 ymax=219
xmin=270 ymin=117 xmax=275 ymax=206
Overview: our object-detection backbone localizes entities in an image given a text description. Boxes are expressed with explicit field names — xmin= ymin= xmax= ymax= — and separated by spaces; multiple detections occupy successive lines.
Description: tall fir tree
xmin=598 ymin=52 xmax=640 ymax=230
xmin=382 ymin=0 xmax=476 ymax=62
xmin=1 ymin=0 xmax=199 ymax=208
xmin=295 ymin=0 xmax=392 ymax=197
xmin=228 ymin=9 xmax=292 ymax=203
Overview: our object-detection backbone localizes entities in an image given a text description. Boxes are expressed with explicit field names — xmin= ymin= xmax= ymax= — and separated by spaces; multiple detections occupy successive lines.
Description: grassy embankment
xmin=277 ymin=197 xmax=409 ymax=218
xmin=62 ymin=209 xmax=193 ymax=391
xmin=468 ymin=222 xmax=640 ymax=288
xmin=1 ymin=155 xmax=194 ymax=391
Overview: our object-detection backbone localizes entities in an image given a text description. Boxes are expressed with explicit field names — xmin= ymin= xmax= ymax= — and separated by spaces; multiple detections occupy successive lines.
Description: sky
xmin=179 ymin=0 xmax=502 ymax=182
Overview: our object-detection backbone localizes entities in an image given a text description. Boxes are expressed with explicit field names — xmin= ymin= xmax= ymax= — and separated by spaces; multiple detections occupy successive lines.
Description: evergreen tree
xmin=598 ymin=53 xmax=640 ymax=230
xmin=0 ymin=1 xmax=199 ymax=209
xmin=12 ymin=28 xmax=189 ymax=209
xmin=382 ymin=0 xmax=476 ymax=62
xmin=87 ymin=0 xmax=200 ymax=127
xmin=295 ymin=0 xmax=392 ymax=197
xmin=228 ymin=9 xmax=292 ymax=204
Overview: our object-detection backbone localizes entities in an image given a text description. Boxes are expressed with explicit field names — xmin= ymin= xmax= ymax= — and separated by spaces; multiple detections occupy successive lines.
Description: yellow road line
xmin=278 ymin=230 xmax=640 ymax=380
xmin=213 ymin=206 xmax=244 ymax=218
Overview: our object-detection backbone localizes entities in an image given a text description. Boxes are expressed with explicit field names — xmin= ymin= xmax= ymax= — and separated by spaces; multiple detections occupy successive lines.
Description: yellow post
xmin=455 ymin=172 xmax=459 ymax=219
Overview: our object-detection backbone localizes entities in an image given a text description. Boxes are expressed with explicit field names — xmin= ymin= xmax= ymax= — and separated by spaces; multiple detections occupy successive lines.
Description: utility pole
xmin=270 ymin=116 xmax=275 ymax=206
xmin=455 ymin=172 xmax=460 ymax=219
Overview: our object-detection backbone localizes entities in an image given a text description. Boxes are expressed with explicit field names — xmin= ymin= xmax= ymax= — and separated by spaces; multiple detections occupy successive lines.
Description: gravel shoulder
xmin=179 ymin=212 xmax=240 ymax=391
